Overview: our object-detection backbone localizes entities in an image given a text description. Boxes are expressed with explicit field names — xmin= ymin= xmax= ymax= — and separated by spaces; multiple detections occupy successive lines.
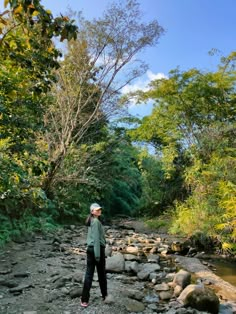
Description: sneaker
xmin=80 ymin=300 xmax=88 ymax=308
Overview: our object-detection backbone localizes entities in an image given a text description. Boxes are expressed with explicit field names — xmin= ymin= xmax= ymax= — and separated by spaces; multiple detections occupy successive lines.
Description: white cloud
xmin=121 ymin=70 xmax=168 ymax=109
xmin=146 ymin=70 xmax=167 ymax=81
xmin=121 ymin=70 xmax=167 ymax=95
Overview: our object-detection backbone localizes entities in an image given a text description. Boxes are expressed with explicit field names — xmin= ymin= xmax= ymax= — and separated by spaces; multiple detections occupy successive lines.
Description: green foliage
xmin=99 ymin=129 xmax=143 ymax=217
xmin=1 ymin=0 xmax=235 ymax=258
xmin=48 ymin=127 xmax=143 ymax=220
xmin=129 ymin=52 xmax=236 ymax=253
xmin=145 ymin=216 xmax=170 ymax=230
xmin=2 ymin=0 xmax=78 ymax=44
xmin=136 ymin=149 xmax=186 ymax=216
xmin=0 ymin=212 xmax=58 ymax=247
xmin=0 ymin=0 xmax=77 ymax=232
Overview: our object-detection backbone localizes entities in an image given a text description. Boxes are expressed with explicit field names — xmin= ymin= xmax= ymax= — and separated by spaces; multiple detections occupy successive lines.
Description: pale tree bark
xmin=43 ymin=0 xmax=164 ymax=193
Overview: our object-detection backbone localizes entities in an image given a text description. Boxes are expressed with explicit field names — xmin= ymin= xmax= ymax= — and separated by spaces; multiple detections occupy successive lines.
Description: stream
xmin=211 ymin=259 xmax=236 ymax=287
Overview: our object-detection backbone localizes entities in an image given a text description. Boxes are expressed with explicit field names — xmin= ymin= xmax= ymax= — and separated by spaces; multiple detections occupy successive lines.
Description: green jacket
xmin=87 ymin=218 xmax=106 ymax=261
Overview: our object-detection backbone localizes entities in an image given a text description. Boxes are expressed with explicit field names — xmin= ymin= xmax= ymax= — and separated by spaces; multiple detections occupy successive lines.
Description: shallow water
xmin=210 ymin=259 xmax=236 ymax=287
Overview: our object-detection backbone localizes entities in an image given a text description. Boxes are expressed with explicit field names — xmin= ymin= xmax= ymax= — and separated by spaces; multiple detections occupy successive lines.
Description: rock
xmin=125 ymin=261 xmax=139 ymax=274
xmin=121 ymin=288 xmax=144 ymax=301
xmin=104 ymin=294 xmax=115 ymax=304
xmin=0 ymin=279 xmax=18 ymax=288
xmin=0 ymin=268 xmax=12 ymax=275
xmin=123 ymin=253 xmax=138 ymax=261
xmin=144 ymin=293 xmax=159 ymax=303
xmin=126 ymin=246 xmax=140 ymax=254
xmin=159 ymin=290 xmax=173 ymax=300
xmin=173 ymin=269 xmax=191 ymax=288
xmin=69 ymin=287 xmax=82 ymax=298
xmin=13 ymin=271 xmax=30 ymax=278
xmin=9 ymin=283 xmax=34 ymax=293
xmin=178 ymin=284 xmax=220 ymax=314
xmin=173 ymin=284 xmax=183 ymax=297
xmin=219 ymin=301 xmax=236 ymax=314
xmin=154 ymin=282 xmax=170 ymax=291
xmin=105 ymin=245 xmax=112 ymax=257
xmin=72 ymin=271 xmax=84 ymax=283
xmin=106 ymin=252 xmax=125 ymax=273
xmin=147 ymin=253 xmax=160 ymax=263
xmin=125 ymin=298 xmax=145 ymax=312
xmin=1 ymin=219 xmax=236 ymax=314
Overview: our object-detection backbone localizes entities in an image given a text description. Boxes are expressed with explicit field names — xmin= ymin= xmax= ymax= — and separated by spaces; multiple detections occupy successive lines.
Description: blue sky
xmin=39 ymin=0 xmax=235 ymax=116
xmin=39 ymin=0 xmax=235 ymax=73
xmin=1 ymin=0 xmax=235 ymax=116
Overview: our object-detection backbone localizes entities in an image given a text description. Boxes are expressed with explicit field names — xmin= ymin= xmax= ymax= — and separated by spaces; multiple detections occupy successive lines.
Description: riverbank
xmin=0 ymin=219 xmax=235 ymax=313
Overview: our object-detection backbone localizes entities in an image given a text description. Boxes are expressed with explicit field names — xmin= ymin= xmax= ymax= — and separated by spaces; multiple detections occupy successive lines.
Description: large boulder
xmin=106 ymin=252 xmax=125 ymax=273
xmin=178 ymin=284 xmax=220 ymax=314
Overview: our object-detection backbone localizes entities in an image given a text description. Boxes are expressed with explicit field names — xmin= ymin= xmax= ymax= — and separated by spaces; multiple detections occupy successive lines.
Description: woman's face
xmin=92 ymin=208 xmax=102 ymax=217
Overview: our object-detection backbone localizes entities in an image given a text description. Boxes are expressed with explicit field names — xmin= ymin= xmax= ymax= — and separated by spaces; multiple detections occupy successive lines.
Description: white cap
xmin=90 ymin=203 xmax=102 ymax=213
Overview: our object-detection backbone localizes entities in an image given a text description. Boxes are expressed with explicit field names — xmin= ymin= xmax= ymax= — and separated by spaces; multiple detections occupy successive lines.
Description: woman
xmin=81 ymin=203 xmax=107 ymax=308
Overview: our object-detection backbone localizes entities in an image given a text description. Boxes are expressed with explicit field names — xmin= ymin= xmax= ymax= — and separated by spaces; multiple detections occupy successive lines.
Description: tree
xmin=129 ymin=52 xmax=236 ymax=252
xmin=43 ymin=0 xmax=164 ymax=193
xmin=0 ymin=0 xmax=77 ymax=221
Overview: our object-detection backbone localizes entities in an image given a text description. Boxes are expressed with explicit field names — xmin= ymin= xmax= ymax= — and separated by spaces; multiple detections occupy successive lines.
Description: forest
xmin=0 ymin=0 xmax=235 ymax=254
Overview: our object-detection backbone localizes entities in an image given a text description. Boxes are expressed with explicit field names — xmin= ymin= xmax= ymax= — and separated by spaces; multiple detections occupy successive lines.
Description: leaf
xmin=4 ymin=0 xmax=9 ymax=8
xmin=14 ymin=5 xmax=23 ymax=15
xmin=32 ymin=10 xmax=39 ymax=17
xmin=9 ymin=40 xmax=17 ymax=49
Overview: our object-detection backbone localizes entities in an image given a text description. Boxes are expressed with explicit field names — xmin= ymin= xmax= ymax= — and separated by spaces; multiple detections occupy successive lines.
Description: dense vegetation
xmin=0 ymin=0 xmax=235 ymax=254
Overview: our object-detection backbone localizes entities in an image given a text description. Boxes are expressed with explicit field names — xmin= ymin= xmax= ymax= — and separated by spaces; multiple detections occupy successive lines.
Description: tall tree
xmin=43 ymin=0 xmax=164 ymax=193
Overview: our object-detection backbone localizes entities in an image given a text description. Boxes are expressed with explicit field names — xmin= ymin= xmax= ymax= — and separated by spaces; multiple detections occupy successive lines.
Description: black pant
xmin=81 ymin=246 xmax=107 ymax=302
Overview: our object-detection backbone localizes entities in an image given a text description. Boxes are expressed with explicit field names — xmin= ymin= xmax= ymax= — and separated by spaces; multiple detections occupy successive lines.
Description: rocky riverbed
xmin=0 ymin=219 xmax=236 ymax=314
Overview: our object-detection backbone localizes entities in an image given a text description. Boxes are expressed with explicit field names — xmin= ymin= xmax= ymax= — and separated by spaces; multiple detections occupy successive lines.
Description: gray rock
xmin=106 ymin=252 xmax=125 ymax=273
xmin=178 ymin=284 xmax=219 ymax=314
xmin=69 ymin=286 xmax=82 ymax=298
xmin=125 ymin=298 xmax=145 ymax=312
xmin=173 ymin=269 xmax=191 ymax=288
